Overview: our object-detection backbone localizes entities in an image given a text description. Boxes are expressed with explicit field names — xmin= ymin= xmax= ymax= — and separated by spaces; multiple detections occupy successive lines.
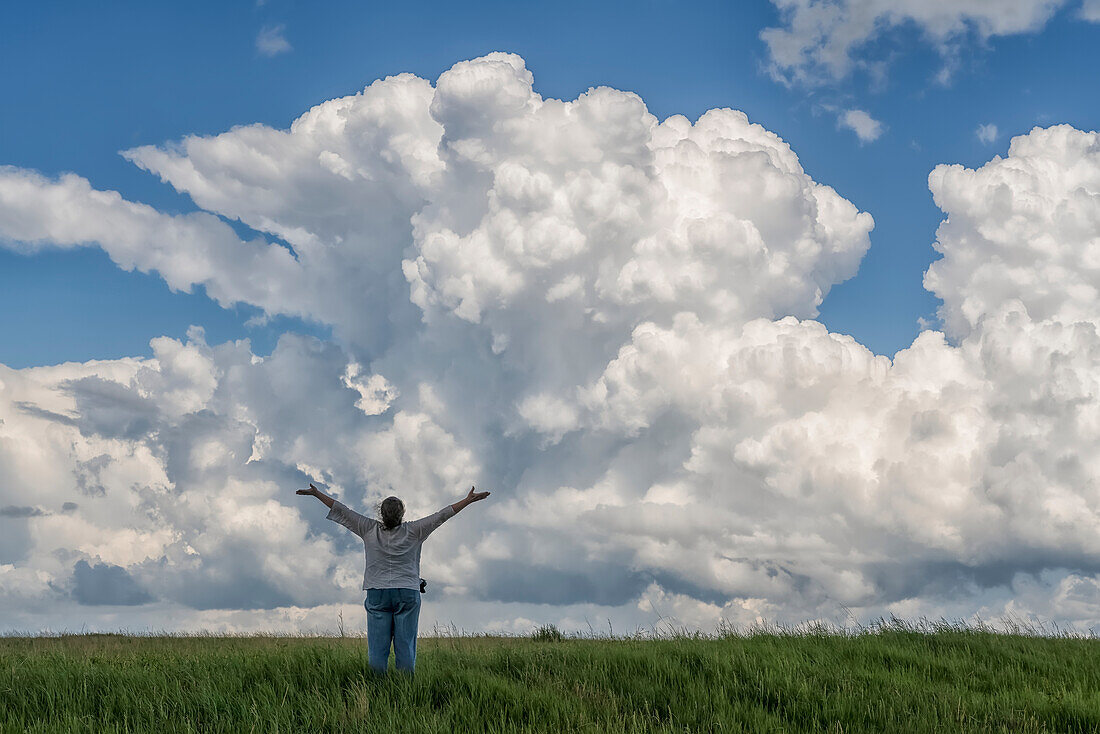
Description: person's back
xmin=329 ymin=502 xmax=454 ymax=590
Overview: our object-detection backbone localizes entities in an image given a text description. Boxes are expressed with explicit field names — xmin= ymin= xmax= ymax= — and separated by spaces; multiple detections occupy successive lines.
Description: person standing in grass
xmin=296 ymin=483 xmax=490 ymax=673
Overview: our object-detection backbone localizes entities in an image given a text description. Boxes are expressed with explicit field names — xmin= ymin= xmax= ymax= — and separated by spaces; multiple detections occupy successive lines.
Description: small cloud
xmin=838 ymin=109 xmax=884 ymax=143
xmin=61 ymin=502 xmax=79 ymax=513
xmin=917 ymin=313 xmax=943 ymax=332
xmin=976 ymin=123 xmax=999 ymax=145
xmin=0 ymin=505 xmax=46 ymax=518
xmin=256 ymin=24 xmax=291 ymax=57
xmin=934 ymin=64 xmax=955 ymax=87
xmin=1082 ymin=0 xmax=1100 ymax=22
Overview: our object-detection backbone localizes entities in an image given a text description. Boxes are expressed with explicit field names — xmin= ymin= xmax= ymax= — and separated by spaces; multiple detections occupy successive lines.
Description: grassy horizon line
xmin=5 ymin=623 xmax=1100 ymax=732
xmin=2 ymin=613 xmax=1096 ymax=641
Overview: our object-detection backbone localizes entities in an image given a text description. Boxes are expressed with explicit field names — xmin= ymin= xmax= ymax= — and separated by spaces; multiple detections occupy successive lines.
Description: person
xmin=296 ymin=482 xmax=490 ymax=673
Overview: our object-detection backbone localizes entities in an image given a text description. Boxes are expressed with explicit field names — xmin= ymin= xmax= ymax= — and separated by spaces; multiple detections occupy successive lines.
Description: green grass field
xmin=3 ymin=623 xmax=1099 ymax=733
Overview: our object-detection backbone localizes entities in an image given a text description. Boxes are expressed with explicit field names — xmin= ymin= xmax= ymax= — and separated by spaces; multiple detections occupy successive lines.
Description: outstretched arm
xmin=296 ymin=483 xmax=335 ymax=509
xmin=451 ymin=486 xmax=490 ymax=514
xmin=298 ymin=483 xmax=371 ymax=537
xmin=406 ymin=486 xmax=490 ymax=541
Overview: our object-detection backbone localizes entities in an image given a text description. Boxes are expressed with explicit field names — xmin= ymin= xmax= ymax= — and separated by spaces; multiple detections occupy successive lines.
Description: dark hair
xmin=379 ymin=496 xmax=405 ymax=530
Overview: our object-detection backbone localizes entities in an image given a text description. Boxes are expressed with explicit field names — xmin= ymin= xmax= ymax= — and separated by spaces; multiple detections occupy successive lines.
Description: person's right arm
xmin=407 ymin=486 xmax=491 ymax=541
xmin=450 ymin=485 xmax=490 ymax=514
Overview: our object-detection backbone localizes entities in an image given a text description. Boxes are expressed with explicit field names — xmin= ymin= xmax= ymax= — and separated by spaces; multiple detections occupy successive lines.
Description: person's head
xmin=379 ymin=496 xmax=405 ymax=530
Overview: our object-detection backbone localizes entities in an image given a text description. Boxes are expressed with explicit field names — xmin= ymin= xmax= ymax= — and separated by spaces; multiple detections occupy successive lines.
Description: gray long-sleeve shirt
xmin=326 ymin=500 xmax=455 ymax=590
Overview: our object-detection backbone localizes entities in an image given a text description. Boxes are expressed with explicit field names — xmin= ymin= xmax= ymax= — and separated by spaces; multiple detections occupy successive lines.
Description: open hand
xmin=296 ymin=483 xmax=319 ymax=496
xmin=466 ymin=485 xmax=490 ymax=502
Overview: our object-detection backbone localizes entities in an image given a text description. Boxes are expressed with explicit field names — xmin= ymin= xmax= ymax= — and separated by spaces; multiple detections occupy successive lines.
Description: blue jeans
xmin=365 ymin=588 xmax=421 ymax=673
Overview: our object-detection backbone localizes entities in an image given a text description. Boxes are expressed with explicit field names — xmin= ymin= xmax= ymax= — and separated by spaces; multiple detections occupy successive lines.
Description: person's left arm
xmin=297 ymin=483 xmax=335 ymax=508
xmin=297 ymin=483 xmax=372 ymax=537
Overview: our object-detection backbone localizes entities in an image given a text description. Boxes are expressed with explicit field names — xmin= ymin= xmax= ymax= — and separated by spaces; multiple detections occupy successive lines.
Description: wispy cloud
xmin=761 ymin=0 xmax=1069 ymax=87
xmin=976 ymin=123 xmax=999 ymax=145
xmin=838 ymin=109 xmax=884 ymax=143
xmin=256 ymin=24 xmax=291 ymax=57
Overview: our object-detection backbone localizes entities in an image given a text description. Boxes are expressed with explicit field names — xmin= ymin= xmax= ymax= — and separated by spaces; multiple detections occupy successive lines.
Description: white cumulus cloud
xmin=1 ymin=55 xmax=1100 ymax=634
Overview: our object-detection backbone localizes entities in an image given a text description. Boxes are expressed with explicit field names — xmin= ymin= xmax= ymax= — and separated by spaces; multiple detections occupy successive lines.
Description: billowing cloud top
xmin=1 ymin=54 xmax=1099 ymax=634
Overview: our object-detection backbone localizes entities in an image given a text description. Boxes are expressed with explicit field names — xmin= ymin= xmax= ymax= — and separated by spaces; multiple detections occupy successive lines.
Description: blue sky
xmin=3 ymin=0 xmax=1096 ymax=367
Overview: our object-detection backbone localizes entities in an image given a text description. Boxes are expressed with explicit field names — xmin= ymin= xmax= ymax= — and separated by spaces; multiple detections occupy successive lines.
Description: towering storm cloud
xmin=1 ymin=54 xmax=1098 ymax=633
